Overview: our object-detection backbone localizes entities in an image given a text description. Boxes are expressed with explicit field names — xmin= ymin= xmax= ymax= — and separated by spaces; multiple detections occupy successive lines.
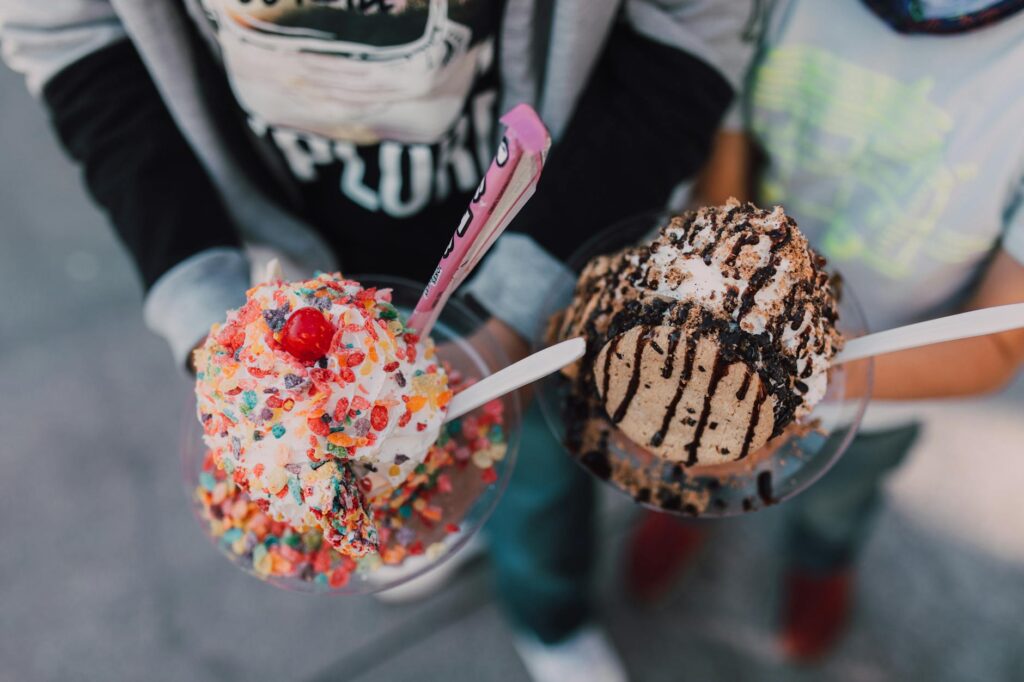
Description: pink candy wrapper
xmin=407 ymin=104 xmax=551 ymax=337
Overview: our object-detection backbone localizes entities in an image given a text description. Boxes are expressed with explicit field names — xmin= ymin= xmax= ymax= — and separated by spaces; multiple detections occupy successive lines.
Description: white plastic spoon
xmin=444 ymin=337 xmax=586 ymax=422
xmin=833 ymin=303 xmax=1024 ymax=364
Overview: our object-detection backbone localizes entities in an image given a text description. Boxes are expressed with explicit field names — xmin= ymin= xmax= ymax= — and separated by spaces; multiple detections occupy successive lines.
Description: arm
xmin=1 ymin=4 xmax=249 ymax=366
xmin=847 ymin=251 xmax=1024 ymax=400
xmin=692 ymin=129 xmax=755 ymax=205
xmin=696 ymin=130 xmax=1024 ymax=399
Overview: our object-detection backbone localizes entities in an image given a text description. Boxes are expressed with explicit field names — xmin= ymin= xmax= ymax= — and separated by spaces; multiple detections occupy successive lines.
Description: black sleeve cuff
xmin=43 ymin=39 xmax=241 ymax=290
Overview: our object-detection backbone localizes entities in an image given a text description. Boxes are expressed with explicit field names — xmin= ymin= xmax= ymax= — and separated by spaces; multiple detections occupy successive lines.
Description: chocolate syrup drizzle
xmin=724 ymin=232 xmax=760 ymax=268
xmin=738 ymin=383 xmax=767 ymax=460
xmin=736 ymin=262 xmax=778 ymax=322
xmin=600 ymin=333 xmax=622 ymax=401
xmin=683 ymin=350 xmax=730 ymax=466
xmin=650 ymin=333 xmax=697 ymax=448
xmin=737 ymin=223 xmax=792 ymax=323
xmin=662 ymin=329 xmax=682 ymax=379
xmin=610 ymin=327 xmax=655 ymax=424
xmin=736 ymin=368 xmax=753 ymax=401
xmin=757 ymin=470 xmax=775 ymax=505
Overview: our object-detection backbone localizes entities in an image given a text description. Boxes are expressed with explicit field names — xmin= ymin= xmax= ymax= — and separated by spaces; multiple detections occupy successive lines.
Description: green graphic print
xmin=751 ymin=45 xmax=988 ymax=279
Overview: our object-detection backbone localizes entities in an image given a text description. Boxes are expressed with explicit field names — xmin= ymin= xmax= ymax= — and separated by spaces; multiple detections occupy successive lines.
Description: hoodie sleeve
xmin=467 ymin=11 xmax=744 ymax=341
xmin=1 ymin=3 xmax=249 ymax=366
xmin=40 ymin=39 xmax=242 ymax=291
xmin=1004 ymin=175 xmax=1024 ymax=267
xmin=0 ymin=0 xmax=127 ymax=94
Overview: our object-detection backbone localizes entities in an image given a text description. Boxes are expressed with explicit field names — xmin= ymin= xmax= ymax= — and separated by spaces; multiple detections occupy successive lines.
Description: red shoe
xmin=780 ymin=568 xmax=853 ymax=662
xmin=625 ymin=511 xmax=705 ymax=604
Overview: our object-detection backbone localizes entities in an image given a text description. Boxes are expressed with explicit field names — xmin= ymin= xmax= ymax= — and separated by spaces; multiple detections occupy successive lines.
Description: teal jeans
xmin=485 ymin=404 xmax=596 ymax=644
xmin=785 ymin=424 xmax=921 ymax=571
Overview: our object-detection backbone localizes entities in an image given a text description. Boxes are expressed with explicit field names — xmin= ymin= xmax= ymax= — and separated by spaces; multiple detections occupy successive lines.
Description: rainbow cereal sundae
xmin=193 ymin=273 xmax=506 ymax=587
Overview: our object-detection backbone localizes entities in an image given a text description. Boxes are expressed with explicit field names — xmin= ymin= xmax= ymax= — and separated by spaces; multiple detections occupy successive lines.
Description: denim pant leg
xmin=785 ymin=424 xmax=921 ymax=572
xmin=485 ymin=403 xmax=596 ymax=644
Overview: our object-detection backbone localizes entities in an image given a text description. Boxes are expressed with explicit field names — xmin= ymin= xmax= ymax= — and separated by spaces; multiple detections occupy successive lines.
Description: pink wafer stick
xmin=407 ymin=104 xmax=551 ymax=337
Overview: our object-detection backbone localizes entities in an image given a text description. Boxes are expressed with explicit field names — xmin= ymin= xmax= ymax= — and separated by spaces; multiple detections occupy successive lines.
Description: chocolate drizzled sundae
xmin=551 ymin=199 xmax=843 ymax=477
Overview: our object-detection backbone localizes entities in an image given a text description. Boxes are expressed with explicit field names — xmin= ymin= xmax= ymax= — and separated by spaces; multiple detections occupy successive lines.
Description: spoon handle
xmin=833 ymin=303 xmax=1024 ymax=364
xmin=445 ymin=338 xmax=586 ymax=422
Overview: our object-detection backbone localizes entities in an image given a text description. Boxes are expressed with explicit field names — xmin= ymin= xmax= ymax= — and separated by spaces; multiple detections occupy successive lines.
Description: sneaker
xmin=373 ymin=534 xmax=485 ymax=604
xmin=780 ymin=568 xmax=853 ymax=661
xmin=625 ymin=511 xmax=706 ymax=603
xmin=514 ymin=626 xmax=628 ymax=682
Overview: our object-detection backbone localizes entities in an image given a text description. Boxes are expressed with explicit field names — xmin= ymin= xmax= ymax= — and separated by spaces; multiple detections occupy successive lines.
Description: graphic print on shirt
xmin=751 ymin=45 xmax=986 ymax=279
xmin=199 ymin=0 xmax=499 ymax=218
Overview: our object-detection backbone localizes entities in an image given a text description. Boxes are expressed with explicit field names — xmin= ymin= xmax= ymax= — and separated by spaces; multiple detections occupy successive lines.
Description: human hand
xmin=474 ymin=316 xmax=530 ymax=365
xmin=857 ymin=250 xmax=1024 ymax=401
xmin=436 ymin=316 xmax=533 ymax=406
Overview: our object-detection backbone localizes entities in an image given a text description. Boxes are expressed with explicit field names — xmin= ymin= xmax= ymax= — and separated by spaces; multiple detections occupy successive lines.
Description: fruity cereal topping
xmin=193 ymin=273 xmax=456 ymax=559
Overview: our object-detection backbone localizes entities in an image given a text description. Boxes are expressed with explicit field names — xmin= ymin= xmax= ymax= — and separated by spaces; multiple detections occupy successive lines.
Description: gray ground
xmin=2 ymin=63 xmax=1023 ymax=682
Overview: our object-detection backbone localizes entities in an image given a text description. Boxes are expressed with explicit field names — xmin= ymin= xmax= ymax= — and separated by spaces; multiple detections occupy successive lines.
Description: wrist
xmin=482 ymin=316 xmax=529 ymax=364
xmin=840 ymin=358 xmax=873 ymax=400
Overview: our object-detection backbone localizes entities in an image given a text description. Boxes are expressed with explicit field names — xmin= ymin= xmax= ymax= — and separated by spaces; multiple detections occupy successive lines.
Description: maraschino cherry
xmin=280 ymin=308 xmax=335 ymax=361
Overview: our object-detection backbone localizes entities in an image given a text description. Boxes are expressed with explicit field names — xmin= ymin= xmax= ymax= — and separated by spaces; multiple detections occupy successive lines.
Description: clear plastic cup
xmin=535 ymin=212 xmax=872 ymax=517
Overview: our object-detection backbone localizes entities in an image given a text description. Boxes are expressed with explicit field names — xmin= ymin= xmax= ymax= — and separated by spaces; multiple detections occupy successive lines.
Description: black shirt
xmin=193 ymin=0 xmax=502 ymax=282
